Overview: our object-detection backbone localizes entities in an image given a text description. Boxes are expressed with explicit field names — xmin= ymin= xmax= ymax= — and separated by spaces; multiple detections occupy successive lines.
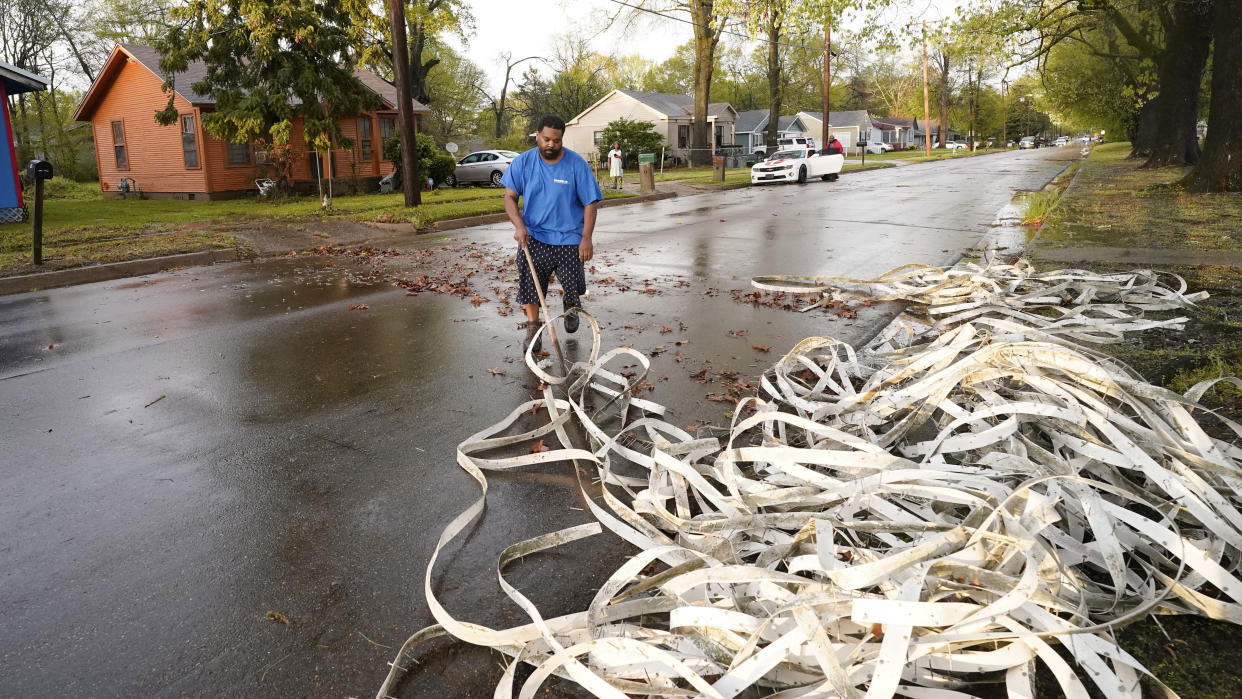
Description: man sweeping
xmin=502 ymin=115 xmax=603 ymax=353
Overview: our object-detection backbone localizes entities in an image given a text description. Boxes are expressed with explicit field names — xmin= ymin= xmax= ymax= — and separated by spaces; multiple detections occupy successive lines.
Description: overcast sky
xmin=450 ymin=0 xmax=963 ymax=93
xmin=447 ymin=0 xmax=690 ymax=91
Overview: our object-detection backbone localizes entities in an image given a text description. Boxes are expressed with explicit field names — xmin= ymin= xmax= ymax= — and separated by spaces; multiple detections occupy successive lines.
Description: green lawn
xmin=2 ymin=182 xmax=631 ymax=276
xmin=859 ymin=147 xmax=1009 ymax=162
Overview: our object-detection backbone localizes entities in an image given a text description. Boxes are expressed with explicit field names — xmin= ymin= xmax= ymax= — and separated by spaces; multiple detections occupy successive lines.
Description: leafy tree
xmin=11 ymin=88 xmax=96 ymax=181
xmin=641 ymin=41 xmax=699 ymax=94
xmin=152 ymin=0 xmax=380 ymax=155
xmin=612 ymin=0 xmax=731 ymax=165
xmin=384 ymin=131 xmax=456 ymax=186
xmin=597 ymin=118 xmax=664 ymax=167
xmin=420 ymin=40 xmax=488 ymax=140
xmin=1040 ymin=36 xmax=1140 ymax=141
xmin=958 ymin=0 xmax=1211 ymax=166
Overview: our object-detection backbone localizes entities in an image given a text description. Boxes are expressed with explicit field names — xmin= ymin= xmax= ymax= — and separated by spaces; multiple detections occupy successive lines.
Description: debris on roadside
xmin=379 ymin=259 xmax=1237 ymax=698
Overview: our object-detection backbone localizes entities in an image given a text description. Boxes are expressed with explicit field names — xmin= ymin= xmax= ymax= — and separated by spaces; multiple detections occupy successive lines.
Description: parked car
xmin=943 ymin=141 xmax=968 ymax=151
xmin=750 ymin=149 xmax=844 ymax=185
xmin=444 ymin=150 xmax=521 ymax=187
xmin=1054 ymin=136 xmax=1070 ymax=147
xmin=1018 ymin=136 xmax=1036 ymax=149
xmin=863 ymin=142 xmax=888 ymax=154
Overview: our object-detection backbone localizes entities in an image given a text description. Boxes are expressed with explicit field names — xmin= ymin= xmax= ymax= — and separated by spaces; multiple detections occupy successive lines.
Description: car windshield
xmin=769 ymin=150 xmax=802 ymax=160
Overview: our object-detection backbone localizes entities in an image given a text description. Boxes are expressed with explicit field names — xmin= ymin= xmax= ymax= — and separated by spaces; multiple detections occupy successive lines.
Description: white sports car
xmin=751 ymin=149 xmax=844 ymax=185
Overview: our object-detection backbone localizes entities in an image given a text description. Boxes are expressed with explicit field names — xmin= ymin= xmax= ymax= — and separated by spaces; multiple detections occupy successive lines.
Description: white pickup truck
xmin=752 ymin=136 xmax=818 ymax=157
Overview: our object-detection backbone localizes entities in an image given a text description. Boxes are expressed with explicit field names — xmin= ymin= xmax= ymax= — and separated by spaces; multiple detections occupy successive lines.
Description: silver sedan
xmin=445 ymin=150 xmax=521 ymax=187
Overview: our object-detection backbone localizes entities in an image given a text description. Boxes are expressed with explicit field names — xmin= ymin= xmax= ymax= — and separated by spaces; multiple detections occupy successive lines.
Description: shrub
xmin=384 ymin=132 xmax=457 ymax=187
xmin=24 ymin=176 xmax=100 ymax=200
xmin=597 ymin=118 xmax=665 ymax=168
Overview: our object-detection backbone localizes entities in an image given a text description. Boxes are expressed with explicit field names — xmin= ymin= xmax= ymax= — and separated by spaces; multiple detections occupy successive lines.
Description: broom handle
xmin=521 ymin=243 xmax=567 ymax=371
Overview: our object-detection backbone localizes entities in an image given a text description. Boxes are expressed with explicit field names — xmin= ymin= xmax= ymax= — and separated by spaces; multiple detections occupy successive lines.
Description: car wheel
xmin=797 ymin=166 xmax=807 ymax=184
xmin=445 ymin=173 xmax=457 ymax=187
xmin=821 ymin=174 xmax=831 ymax=181
xmin=490 ymin=170 xmax=503 ymax=187
xmin=829 ymin=173 xmax=839 ymax=181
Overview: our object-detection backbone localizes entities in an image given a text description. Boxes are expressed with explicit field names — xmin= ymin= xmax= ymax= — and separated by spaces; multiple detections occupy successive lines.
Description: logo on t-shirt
xmin=553 ymin=178 xmax=569 ymax=184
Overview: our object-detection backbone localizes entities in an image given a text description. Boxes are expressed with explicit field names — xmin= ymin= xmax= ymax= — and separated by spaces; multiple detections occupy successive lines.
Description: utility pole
xmin=1001 ymin=69 xmax=1009 ymax=149
xmin=921 ymin=21 xmax=931 ymax=157
xmin=387 ymin=0 xmax=421 ymax=206
xmin=821 ymin=14 xmax=831 ymax=148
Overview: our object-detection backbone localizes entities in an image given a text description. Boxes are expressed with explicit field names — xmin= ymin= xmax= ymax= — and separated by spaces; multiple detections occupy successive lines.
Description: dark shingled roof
xmin=873 ymin=116 xmax=916 ymax=129
xmin=119 ymin=43 xmax=428 ymax=113
xmin=796 ymin=110 xmax=872 ymax=129
xmin=735 ymin=109 xmax=769 ymax=133
xmin=121 ymin=43 xmax=214 ymax=104
xmin=616 ymin=89 xmax=734 ymax=119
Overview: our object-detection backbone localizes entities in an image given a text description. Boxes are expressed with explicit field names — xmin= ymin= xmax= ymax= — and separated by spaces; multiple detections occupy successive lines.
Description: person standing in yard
xmin=608 ymin=142 xmax=624 ymax=190
xmin=502 ymin=115 xmax=603 ymax=353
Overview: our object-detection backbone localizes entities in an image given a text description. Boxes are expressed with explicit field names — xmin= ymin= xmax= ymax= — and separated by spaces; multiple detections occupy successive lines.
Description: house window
xmin=593 ymin=131 xmax=603 ymax=145
xmin=678 ymin=124 xmax=689 ymax=149
xmin=111 ymin=121 xmax=128 ymax=170
xmin=227 ymin=141 xmax=251 ymax=165
xmin=255 ymin=149 xmax=273 ymax=164
xmin=358 ymin=118 xmax=373 ymax=160
xmin=181 ymin=115 xmax=199 ymax=168
xmin=379 ymin=117 xmax=395 ymax=139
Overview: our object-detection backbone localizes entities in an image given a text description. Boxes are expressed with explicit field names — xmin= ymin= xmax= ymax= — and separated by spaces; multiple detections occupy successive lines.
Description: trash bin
xmin=637 ymin=154 xmax=656 ymax=194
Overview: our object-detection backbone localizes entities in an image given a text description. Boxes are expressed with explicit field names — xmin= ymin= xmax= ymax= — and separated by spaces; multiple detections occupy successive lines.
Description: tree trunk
xmin=1183 ymin=0 xmax=1242 ymax=191
xmin=764 ymin=10 xmax=781 ymax=152
xmin=1129 ymin=97 xmax=1159 ymax=156
xmin=689 ymin=0 xmax=719 ymax=166
xmin=1142 ymin=0 xmax=1214 ymax=167
xmin=405 ymin=8 xmax=441 ymax=106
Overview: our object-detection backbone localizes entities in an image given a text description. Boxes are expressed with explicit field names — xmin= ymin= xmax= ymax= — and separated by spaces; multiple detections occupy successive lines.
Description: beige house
xmin=564 ymin=89 xmax=737 ymax=163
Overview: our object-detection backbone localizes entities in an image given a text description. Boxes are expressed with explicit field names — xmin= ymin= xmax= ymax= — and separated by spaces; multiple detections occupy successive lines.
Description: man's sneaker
xmin=564 ymin=305 xmax=580 ymax=334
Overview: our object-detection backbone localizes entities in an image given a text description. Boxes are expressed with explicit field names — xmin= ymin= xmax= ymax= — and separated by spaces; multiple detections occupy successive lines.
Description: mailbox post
xmin=857 ymin=141 xmax=866 ymax=166
xmin=27 ymin=160 xmax=52 ymax=265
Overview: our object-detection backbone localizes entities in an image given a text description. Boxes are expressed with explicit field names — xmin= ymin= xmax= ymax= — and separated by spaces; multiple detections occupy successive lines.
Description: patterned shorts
xmin=517 ymin=237 xmax=585 ymax=308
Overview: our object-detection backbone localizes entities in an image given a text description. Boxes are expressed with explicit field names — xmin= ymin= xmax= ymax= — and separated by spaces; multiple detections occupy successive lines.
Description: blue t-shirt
xmin=500 ymin=148 xmax=603 ymax=246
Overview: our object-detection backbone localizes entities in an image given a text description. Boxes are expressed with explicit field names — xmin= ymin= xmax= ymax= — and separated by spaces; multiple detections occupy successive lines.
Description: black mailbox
xmin=856 ymin=140 xmax=867 ymax=147
xmin=27 ymin=160 xmax=53 ymax=181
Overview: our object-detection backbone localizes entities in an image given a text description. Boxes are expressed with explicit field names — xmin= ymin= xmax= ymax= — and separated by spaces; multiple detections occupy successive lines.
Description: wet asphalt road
xmin=0 ymin=149 xmax=1072 ymax=698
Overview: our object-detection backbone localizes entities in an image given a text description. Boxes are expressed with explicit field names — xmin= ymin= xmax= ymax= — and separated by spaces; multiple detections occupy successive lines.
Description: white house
xmin=564 ymin=89 xmax=737 ymax=162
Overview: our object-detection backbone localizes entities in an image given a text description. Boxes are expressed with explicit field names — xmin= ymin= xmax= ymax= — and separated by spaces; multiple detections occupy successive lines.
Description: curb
xmin=0 ymin=248 xmax=243 ymax=296
xmin=0 ymin=190 xmax=680 ymax=296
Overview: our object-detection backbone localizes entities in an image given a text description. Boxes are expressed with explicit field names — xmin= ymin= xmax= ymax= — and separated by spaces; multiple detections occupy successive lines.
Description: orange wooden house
xmin=73 ymin=44 xmax=430 ymax=199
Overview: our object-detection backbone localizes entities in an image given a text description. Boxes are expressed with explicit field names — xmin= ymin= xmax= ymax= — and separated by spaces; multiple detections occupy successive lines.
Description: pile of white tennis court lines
xmin=378 ymin=259 xmax=1242 ymax=699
